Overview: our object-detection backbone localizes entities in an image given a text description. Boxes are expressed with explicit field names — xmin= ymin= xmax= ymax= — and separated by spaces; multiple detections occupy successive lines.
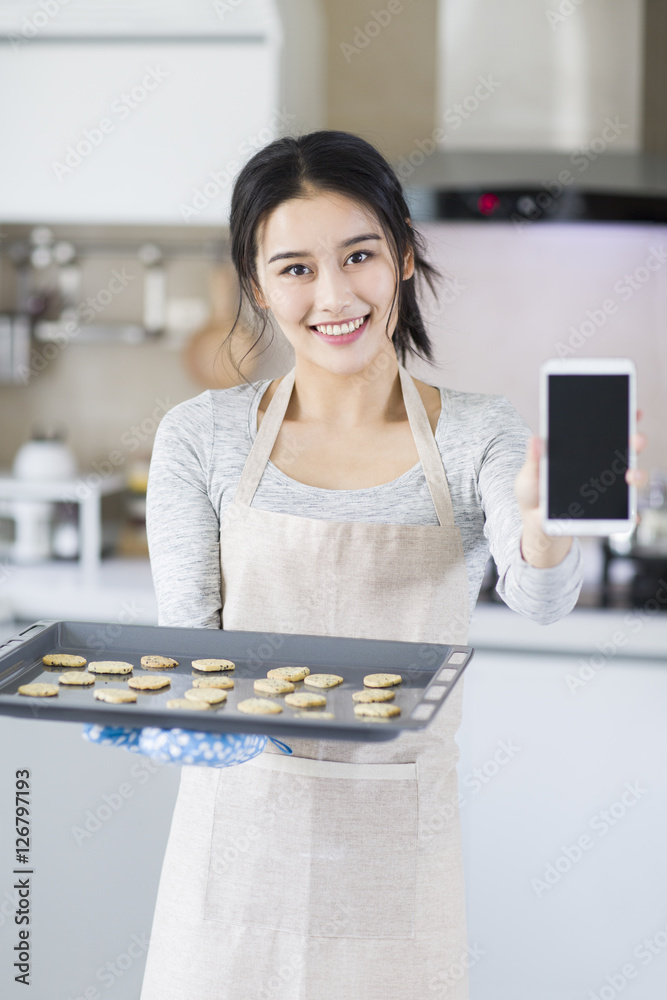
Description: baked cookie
xmin=166 ymin=698 xmax=211 ymax=710
xmin=128 ymin=675 xmax=172 ymax=691
xmin=303 ymin=673 xmax=344 ymax=689
xmin=18 ymin=682 xmax=58 ymax=697
xmin=285 ymin=691 xmax=326 ymax=709
xmin=184 ymin=687 xmax=227 ymax=705
xmin=140 ymin=655 xmax=178 ymax=669
xmin=94 ymin=688 xmax=137 ymax=704
xmin=191 ymin=675 xmax=234 ymax=690
xmin=352 ymin=689 xmax=396 ymax=703
xmin=237 ymin=698 xmax=283 ymax=715
xmin=354 ymin=702 xmax=401 ymax=718
xmin=267 ymin=666 xmax=310 ymax=683
xmin=254 ymin=677 xmax=295 ymax=696
xmin=58 ymin=671 xmax=95 ymax=686
xmin=87 ymin=661 xmax=133 ymax=675
xmin=363 ymin=673 xmax=402 ymax=688
xmin=42 ymin=653 xmax=87 ymax=668
xmin=191 ymin=658 xmax=235 ymax=672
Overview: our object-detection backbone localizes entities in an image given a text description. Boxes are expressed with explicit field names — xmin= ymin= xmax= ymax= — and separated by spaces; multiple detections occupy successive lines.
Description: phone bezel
xmin=539 ymin=357 xmax=637 ymax=536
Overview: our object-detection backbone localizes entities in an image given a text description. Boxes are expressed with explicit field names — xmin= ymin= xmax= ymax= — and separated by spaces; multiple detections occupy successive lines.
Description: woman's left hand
xmin=514 ymin=409 xmax=649 ymax=525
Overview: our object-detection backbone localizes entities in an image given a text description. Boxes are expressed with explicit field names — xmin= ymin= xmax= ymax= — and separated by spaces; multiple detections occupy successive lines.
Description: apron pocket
xmin=203 ymin=753 xmax=419 ymax=939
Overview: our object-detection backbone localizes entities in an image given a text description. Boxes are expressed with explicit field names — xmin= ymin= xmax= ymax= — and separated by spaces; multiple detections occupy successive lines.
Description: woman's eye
xmin=347 ymin=250 xmax=373 ymax=265
xmin=282 ymin=264 xmax=312 ymax=277
xmin=280 ymin=251 xmax=374 ymax=276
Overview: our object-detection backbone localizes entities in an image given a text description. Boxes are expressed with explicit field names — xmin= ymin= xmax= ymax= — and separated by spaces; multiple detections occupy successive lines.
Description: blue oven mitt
xmin=81 ymin=723 xmax=292 ymax=766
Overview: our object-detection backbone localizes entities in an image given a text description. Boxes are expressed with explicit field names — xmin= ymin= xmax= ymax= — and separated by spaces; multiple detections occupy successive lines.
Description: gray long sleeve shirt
xmin=146 ymin=376 xmax=585 ymax=630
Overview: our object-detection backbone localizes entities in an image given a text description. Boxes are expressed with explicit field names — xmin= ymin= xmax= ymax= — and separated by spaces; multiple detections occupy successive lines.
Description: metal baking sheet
xmin=0 ymin=620 xmax=474 ymax=743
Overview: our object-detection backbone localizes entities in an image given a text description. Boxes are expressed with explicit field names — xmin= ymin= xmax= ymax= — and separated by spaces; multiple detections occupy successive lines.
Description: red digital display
xmin=477 ymin=193 xmax=500 ymax=215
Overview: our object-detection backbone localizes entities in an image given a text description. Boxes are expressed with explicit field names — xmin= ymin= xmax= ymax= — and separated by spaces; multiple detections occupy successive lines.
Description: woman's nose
xmin=313 ymin=266 xmax=352 ymax=315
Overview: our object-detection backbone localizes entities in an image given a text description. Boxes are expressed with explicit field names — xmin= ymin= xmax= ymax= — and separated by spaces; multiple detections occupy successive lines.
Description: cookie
xmin=191 ymin=658 xmax=235 ymax=672
xmin=94 ymin=688 xmax=137 ymax=704
xmin=285 ymin=691 xmax=326 ymax=709
xmin=352 ymin=689 xmax=396 ymax=703
xmin=303 ymin=673 xmax=344 ymax=689
xmin=267 ymin=666 xmax=310 ymax=682
xmin=42 ymin=653 xmax=87 ymax=668
xmin=363 ymin=673 xmax=402 ymax=688
xmin=166 ymin=698 xmax=211 ymax=710
xmin=18 ymin=682 xmax=59 ymax=697
xmin=192 ymin=675 xmax=234 ymax=690
xmin=58 ymin=671 xmax=95 ymax=686
xmin=184 ymin=687 xmax=227 ymax=705
xmin=87 ymin=661 xmax=133 ymax=675
xmin=354 ymin=702 xmax=401 ymax=718
xmin=295 ymin=710 xmax=335 ymax=719
xmin=237 ymin=698 xmax=283 ymax=715
xmin=128 ymin=675 xmax=172 ymax=691
xmin=141 ymin=655 xmax=178 ymax=669
xmin=254 ymin=677 xmax=295 ymax=696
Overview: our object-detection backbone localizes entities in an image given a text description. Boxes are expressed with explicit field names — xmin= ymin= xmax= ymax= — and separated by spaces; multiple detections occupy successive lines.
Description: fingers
xmin=626 ymin=468 xmax=649 ymax=487
xmin=527 ymin=435 xmax=542 ymax=461
xmin=631 ymin=431 xmax=646 ymax=452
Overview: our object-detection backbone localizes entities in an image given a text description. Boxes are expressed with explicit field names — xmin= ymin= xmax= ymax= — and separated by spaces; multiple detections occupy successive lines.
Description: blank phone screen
xmin=548 ymin=374 xmax=629 ymax=520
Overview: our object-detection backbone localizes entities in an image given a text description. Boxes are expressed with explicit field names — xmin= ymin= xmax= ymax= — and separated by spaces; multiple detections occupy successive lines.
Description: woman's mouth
xmin=309 ymin=314 xmax=370 ymax=344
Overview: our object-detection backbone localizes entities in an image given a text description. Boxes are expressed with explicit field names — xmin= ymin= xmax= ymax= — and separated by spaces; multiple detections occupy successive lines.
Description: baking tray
xmin=0 ymin=620 xmax=474 ymax=743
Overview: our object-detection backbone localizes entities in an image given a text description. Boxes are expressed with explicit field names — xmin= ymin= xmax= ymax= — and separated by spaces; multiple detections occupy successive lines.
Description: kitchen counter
xmin=469 ymin=601 xmax=667 ymax=660
xmin=3 ymin=555 xmax=666 ymax=663
xmin=1 ymin=557 xmax=157 ymax=625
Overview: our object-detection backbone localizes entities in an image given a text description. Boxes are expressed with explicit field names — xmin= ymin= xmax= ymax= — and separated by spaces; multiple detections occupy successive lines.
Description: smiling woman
xmin=136 ymin=130 xmax=589 ymax=1000
xmin=223 ymin=129 xmax=443 ymax=381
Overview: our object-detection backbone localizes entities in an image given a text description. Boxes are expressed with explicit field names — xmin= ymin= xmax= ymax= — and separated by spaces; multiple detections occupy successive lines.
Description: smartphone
xmin=539 ymin=358 xmax=636 ymax=536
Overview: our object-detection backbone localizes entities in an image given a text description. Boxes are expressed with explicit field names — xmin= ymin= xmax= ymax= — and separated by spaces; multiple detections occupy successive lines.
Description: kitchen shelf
xmin=0 ymin=470 xmax=126 ymax=576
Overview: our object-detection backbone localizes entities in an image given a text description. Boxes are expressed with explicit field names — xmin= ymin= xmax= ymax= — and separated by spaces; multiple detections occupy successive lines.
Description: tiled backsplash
xmin=0 ymin=223 xmax=293 ymax=470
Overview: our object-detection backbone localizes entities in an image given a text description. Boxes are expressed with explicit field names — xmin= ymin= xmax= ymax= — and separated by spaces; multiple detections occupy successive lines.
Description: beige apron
xmin=140 ymin=361 xmax=471 ymax=1000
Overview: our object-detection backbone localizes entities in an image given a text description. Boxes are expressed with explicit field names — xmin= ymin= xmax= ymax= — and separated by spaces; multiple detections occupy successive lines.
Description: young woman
xmin=126 ymin=130 xmax=644 ymax=1000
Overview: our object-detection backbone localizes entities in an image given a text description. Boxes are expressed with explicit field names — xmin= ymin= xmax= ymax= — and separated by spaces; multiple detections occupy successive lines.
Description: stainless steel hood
xmin=402 ymin=0 xmax=667 ymax=223
xmin=402 ymin=150 xmax=667 ymax=223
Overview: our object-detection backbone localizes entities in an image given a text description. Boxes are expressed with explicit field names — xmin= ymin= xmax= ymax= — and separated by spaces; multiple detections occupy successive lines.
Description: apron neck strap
xmin=234 ymin=361 xmax=455 ymax=527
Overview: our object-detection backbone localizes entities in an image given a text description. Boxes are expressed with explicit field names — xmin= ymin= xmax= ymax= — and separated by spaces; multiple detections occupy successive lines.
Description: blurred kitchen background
xmin=0 ymin=2 xmax=666 ymax=999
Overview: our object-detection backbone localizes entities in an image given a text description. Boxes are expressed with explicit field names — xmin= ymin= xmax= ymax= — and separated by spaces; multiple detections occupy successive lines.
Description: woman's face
xmin=253 ymin=189 xmax=413 ymax=377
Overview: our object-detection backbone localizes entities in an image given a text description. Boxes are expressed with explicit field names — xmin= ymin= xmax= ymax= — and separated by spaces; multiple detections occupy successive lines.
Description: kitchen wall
xmin=323 ymin=0 xmax=438 ymax=161
xmin=410 ymin=220 xmax=667 ymax=474
xmin=643 ymin=0 xmax=667 ymax=154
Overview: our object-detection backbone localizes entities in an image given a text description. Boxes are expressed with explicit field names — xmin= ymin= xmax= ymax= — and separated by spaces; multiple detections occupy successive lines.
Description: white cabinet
xmin=0 ymin=0 xmax=324 ymax=224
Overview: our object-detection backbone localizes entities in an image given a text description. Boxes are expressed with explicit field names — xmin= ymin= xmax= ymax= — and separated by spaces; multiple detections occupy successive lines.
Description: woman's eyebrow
xmin=267 ymin=233 xmax=382 ymax=265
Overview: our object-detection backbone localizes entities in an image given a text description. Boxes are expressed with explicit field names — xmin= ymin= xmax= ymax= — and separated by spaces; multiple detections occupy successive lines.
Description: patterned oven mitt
xmin=81 ymin=724 xmax=292 ymax=766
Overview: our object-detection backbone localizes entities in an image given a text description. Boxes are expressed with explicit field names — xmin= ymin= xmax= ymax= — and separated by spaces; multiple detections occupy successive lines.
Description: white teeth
xmin=314 ymin=315 xmax=367 ymax=336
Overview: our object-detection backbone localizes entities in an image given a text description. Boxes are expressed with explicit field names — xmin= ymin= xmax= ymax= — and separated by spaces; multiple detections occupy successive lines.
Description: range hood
xmin=402 ymin=0 xmax=667 ymax=223
xmin=402 ymin=150 xmax=667 ymax=224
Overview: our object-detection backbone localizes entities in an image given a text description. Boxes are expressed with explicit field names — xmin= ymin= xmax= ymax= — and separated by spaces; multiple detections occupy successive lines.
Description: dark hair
xmin=221 ymin=129 xmax=443 ymax=383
